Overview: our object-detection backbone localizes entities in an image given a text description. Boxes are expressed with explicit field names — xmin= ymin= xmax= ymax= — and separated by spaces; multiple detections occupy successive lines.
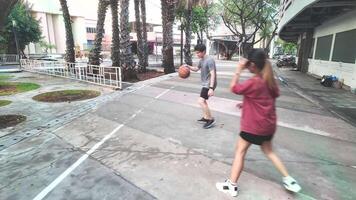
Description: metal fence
xmin=0 ymin=54 xmax=19 ymax=65
xmin=20 ymin=59 xmax=122 ymax=89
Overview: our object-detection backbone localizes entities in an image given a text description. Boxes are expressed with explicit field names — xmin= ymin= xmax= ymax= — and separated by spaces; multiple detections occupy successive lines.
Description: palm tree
xmin=120 ymin=0 xmax=137 ymax=80
xmin=89 ymin=0 xmax=109 ymax=65
xmin=59 ymin=0 xmax=75 ymax=63
xmin=110 ymin=0 xmax=120 ymax=67
xmin=177 ymin=0 xmax=207 ymax=65
xmin=161 ymin=0 xmax=177 ymax=74
xmin=184 ymin=0 xmax=193 ymax=65
xmin=140 ymin=0 xmax=148 ymax=71
xmin=134 ymin=0 xmax=144 ymax=71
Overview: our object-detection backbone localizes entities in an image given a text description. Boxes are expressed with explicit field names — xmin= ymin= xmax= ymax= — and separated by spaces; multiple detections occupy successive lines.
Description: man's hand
xmin=208 ymin=88 xmax=214 ymax=97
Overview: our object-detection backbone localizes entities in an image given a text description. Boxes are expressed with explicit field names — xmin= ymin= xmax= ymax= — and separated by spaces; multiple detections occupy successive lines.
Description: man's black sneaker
xmin=203 ymin=118 xmax=215 ymax=129
xmin=197 ymin=117 xmax=209 ymax=123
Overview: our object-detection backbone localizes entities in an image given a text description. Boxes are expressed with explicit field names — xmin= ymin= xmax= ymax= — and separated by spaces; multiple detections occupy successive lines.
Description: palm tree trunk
xmin=184 ymin=0 xmax=192 ymax=65
xmin=59 ymin=0 xmax=75 ymax=63
xmin=110 ymin=0 xmax=120 ymax=67
xmin=161 ymin=0 xmax=176 ymax=74
xmin=120 ymin=0 xmax=137 ymax=81
xmin=140 ymin=0 xmax=148 ymax=71
xmin=134 ymin=0 xmax=144 ymax=71
xmin=89 ymin=0 xmax=108 ymax=65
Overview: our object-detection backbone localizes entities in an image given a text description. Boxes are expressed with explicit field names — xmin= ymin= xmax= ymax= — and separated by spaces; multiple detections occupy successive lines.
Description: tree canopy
xmin=176 ymin=0 xmax=219 ymax=43
xmin=191 ymin=3 xmax=220 ymax=43
xmin=0 ymin=2 xmax=42 ymax=54
xmin=219 ymin=0 xmax=279 ymax=55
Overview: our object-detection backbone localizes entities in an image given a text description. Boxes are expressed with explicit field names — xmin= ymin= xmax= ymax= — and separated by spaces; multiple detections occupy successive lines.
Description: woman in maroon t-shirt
xmin=216 ymin=49 xmax=301 ymax=197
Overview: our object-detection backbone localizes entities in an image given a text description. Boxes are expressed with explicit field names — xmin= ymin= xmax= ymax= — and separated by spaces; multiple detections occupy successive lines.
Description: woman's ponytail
xmin=261 ymin=60 xmax=277 ymax=89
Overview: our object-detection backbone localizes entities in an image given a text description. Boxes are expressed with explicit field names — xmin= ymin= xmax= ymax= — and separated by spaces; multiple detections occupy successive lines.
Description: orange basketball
xmin=178 ymin=65 xmax=190 ymax=79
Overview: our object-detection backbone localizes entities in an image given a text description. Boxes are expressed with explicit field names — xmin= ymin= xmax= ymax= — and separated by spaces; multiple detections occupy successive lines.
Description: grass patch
xmin=33 ymin=90 xmax=100 ymax=102
xmin=0 ymin=100 xmax=12 ymax=107
xmin=0 ymin=82 xmax=40 ymax=96
xmin=0 ymin=74 xmax=13 ymax=81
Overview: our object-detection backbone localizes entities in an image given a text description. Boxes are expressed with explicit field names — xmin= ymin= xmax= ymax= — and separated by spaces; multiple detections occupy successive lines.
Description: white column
xmin=270 ymin=36 xmax=275 ymax=57
xmin=46 ymin=14 xmax=57 ymax=53
xmin=72 ymin=17 xmax=87 ymax=51
xmin=53 ymin=15 xmax=66 ymax=54
xmin=206 ymin=38 xmax=211 ymax=55
xmin=329 ymin=34 xmax=336 ymax=61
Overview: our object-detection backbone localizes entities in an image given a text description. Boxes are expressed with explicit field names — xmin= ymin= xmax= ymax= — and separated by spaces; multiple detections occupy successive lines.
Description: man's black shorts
xmin=200 ymin=87 xmax=209 ymax=99
xmin=240 ymin=131 xmax=273 ymax=145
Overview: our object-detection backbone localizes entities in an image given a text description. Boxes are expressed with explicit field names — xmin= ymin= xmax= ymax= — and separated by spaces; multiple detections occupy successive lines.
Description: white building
xmin=25 ymin=0 xmax=187 ymax=56
xmin=278 ymin=0 xmax=356 ymax=90
xmin=25 ymin=0 xmax=113 ymax=55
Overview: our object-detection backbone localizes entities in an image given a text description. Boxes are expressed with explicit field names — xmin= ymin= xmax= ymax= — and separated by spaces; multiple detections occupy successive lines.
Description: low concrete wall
xmin=308 ymin=59 xmax=356 ymax=89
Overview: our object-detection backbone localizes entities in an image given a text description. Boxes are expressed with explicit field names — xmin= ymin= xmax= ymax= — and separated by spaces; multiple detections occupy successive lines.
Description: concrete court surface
xmin=1 ymin=61 xmax=356 ymax=200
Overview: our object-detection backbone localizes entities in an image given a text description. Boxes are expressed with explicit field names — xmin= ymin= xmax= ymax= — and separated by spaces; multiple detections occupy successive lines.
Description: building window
xmin=314 ymin=34 xmax=333 ymax=61
xmin=86 ymin=27 xmax=105 ymax=34
xmin=86 ymin=27 xmax=95 ymax=33
xmin=87 ymin=40 xmax=94 ymax=45
xmin=332 ymin=29 xmax=356 ymax=64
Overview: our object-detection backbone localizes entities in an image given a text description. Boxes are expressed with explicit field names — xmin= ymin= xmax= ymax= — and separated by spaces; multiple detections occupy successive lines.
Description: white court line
xmin=232 ymin=111 xmax=331 ymax=137
xmin=148 ymin=85 xmax=332 ymax=137
xmin=277 ymin=122 xmax=330 ymax=137
xmin=33 ymin=124 xmax=124 ymax=200
xmin=33 ymin=87 xmax=171 ymax=200
xmin=155 ymin=87 xmax=173 ymax=99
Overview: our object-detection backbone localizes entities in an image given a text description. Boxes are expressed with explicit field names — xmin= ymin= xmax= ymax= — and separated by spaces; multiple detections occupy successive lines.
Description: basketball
xmin=178 ymin=65 xmax=190 ymax=79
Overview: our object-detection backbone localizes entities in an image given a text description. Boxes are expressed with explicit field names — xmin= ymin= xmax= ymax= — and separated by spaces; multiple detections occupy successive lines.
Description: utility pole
xmin=155 ymin=36 xmax=158 ymax=62
xmin=12 ymin=20 xmax=21 ymax=66
xmin=180 ymin=24 xmax=183 ymax=66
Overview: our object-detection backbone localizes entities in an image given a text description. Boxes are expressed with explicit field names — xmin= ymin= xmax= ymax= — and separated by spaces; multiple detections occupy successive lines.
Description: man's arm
xmin=184 ymin=64 xmax=200 ymax=72
xmin=208 ymin=69 xmax=216 ymax=96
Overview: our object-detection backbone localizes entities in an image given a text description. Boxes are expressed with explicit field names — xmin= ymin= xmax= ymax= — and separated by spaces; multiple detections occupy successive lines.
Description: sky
xmin=128 ymin=1 xmax=162 ymax=24
xmin=26 ymin=0 xmax=163 ymax=24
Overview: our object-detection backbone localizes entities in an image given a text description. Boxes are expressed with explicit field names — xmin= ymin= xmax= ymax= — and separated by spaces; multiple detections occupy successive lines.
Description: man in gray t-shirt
xmin=185 ymin=44 xmax=216 ymax=129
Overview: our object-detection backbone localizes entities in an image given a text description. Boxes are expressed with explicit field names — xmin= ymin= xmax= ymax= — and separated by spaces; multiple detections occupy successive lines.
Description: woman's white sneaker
xmin=283 ymin=176 xmax=301 ymax=193
xmin=216 ymin=179 xmax=238 ymax=197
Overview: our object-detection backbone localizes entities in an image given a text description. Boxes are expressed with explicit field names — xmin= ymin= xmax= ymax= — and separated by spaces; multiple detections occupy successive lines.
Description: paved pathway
xmin=1 ymin=61 xmax=356 ymax=200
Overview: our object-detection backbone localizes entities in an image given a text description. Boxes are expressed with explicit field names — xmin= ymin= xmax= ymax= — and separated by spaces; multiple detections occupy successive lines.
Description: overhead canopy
xmin=278 ymin=0 xmax=356 ymax=42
